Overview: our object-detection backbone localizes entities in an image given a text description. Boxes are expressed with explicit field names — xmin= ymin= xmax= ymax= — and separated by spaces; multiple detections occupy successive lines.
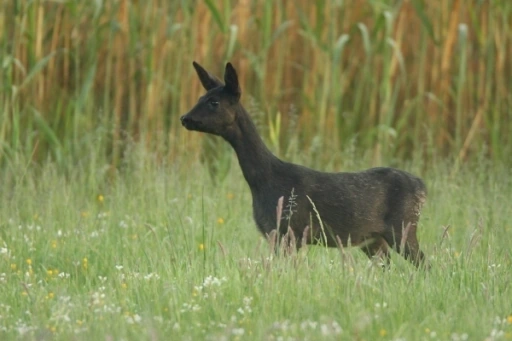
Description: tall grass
xmin=1 ymin=0 xmax=511 ymax=171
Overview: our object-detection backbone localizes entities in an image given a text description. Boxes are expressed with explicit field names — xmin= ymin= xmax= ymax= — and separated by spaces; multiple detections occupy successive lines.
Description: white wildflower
xmin=232 ymin=328 xmax=245 ymax=336
xmin=202 ymin=275 xmax=227 ymax=288
xmin=144 ymin=273 xmax=160 ymax=281
xmin=375 ymin=302 xmax=388 ymax=308
xmin=300 ymin=320 xmax=318 ymax=330
xmin=180 ymin=303 xmax=200 ymax=313
xmin=243 ymin=296 xmax=253 ymax=306
xmin=97 ymin=212 xmax=108 ymax=219
xmin=332 ymin=321 xmax=342 ymax=335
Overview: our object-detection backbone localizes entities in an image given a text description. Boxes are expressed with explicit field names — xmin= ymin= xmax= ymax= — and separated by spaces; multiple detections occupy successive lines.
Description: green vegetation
xmin=0 ymin=152 xmax=511 ymax=340
xmin=1 ymin=0 xmax=511 ymax=340
xmin=1 ymin=0 xmax=511 ymax=167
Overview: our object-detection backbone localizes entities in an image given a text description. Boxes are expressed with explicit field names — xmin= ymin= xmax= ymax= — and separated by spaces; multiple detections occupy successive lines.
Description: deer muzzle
xmin=180 ymin=115 xmax=201 ymax=130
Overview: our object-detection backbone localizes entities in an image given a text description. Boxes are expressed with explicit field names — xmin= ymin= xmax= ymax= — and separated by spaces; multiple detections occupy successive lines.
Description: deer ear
xmin=224 ymin=62 xmax=241 ymax=101
xmin=193 ymin=61 xmax=223 ymax=91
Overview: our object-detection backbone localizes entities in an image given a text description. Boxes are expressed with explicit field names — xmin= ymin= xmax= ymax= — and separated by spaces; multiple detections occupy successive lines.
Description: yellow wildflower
xmin=121 ymin=283 xmax=128 ymax=289
xmin=97 ymin=194 xmax=104 ymax=203
xmin=379 ymin=329 xmax=387 ymax=337
xmin=26 ymin=258 xmax=32 ymax=265
xmin=226 ymin=193 xmax=235 ymax=199
xmin=217 ymin=217 xmax=225 ymax=224
xmin=10 ymin=264 xmax=17 ymax=271
xmin=199 ymin=243 xmax=205 ymax=251
xmin=507 ymin=315 xmax=512 ymax=324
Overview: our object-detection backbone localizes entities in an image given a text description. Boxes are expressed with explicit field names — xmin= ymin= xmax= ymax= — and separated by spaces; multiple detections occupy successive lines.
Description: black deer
xmin=181 ymin=62 xmax=428 ymax=267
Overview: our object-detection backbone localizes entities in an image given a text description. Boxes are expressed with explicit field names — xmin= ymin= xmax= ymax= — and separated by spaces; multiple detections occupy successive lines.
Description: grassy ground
xmin=0 ymin=144 xmax=511 ymax=340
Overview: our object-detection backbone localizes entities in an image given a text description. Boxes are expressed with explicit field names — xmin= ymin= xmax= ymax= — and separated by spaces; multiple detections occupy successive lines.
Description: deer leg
xmin=401 ymin=225 xmax=427 ymax=268
xmin=385 ymin=221 xmax=428 ymax=268
xmin=267 ymin=228 xmax=300 ymax=256
xmin=361 ymin=236 xmax=391 ymax=267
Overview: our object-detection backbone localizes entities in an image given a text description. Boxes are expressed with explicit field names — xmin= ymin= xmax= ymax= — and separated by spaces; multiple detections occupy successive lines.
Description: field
xmin=1 ymin=0 xmax=512 ymax=340
xmin=1 ymin=150 xmax=511 ymax=340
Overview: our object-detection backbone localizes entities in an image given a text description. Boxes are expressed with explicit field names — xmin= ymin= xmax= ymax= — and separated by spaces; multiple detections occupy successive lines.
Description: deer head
xmin=180 ymin=62 xmax=241 ymax=136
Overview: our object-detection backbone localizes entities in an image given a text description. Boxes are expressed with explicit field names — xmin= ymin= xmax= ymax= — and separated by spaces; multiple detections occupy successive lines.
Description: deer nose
xmin=181 ymin=115 xmax=197 ymax=128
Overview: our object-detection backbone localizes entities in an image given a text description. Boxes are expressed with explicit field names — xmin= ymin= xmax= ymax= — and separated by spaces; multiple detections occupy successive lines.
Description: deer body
xmin=181 ymin=62 xmax=427 ymax=266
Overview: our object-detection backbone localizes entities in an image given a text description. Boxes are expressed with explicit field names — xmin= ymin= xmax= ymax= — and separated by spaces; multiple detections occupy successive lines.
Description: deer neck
xmin=223 ymin=108 xmax=279 ymax=188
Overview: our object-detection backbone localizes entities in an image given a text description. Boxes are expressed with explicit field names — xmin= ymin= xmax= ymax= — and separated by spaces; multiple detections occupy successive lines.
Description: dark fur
xmin=181 ymin=62 xmax=427 ymax=267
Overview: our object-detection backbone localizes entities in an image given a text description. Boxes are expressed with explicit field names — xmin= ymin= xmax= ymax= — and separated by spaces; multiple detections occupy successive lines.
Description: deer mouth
xmin=180 ymin=115 xmax=202 ymax=131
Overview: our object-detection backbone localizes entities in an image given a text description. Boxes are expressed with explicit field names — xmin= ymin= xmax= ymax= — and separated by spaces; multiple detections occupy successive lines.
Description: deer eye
xmin=208 ymin=99 xmax=220 ymax=108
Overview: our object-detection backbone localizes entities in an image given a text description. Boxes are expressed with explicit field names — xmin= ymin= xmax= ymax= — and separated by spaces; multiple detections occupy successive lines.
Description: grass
xmin=0 ymin=143 xmax=511 ymax=340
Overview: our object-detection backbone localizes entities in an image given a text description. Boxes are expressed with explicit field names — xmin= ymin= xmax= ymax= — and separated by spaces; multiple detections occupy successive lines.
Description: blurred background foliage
xmin=1 ymin=0 xmax=510 ymax=176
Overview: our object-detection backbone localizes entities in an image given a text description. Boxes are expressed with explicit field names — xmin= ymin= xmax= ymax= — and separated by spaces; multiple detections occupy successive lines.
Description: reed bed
xmin=1 ymin=0 xmax=510 ymax=170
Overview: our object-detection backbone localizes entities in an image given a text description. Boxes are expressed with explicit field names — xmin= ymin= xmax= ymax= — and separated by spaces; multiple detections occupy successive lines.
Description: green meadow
xmin=0 ymin=152 xmax=511 ymax=340
xmin=1 ymin=0 xmax=511 ymax=340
